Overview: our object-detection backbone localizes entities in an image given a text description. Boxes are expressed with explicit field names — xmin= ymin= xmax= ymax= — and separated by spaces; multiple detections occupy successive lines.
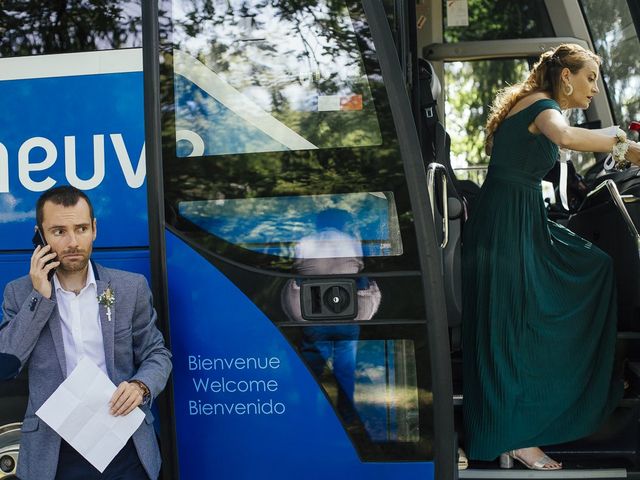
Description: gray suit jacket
xmin=0 ymin=262 xmax=172 ymax=480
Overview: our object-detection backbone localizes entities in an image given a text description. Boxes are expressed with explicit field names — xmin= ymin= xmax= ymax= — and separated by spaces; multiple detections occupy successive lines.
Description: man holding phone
xmin=32 ymin=227 xmax=57 ymax=280
xmin=0 ymin=186 xmax=172 ymax=480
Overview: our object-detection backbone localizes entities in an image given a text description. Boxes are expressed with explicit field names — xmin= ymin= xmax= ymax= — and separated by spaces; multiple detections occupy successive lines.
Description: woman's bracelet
xmin=613 ymin=128 xmax=631 ymax=170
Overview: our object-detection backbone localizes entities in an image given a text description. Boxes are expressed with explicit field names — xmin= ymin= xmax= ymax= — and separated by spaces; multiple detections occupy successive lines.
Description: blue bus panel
xmin=0 ymin=51 xmax=148 ymax=253
xmin=166 ymin=231 xmax=433 ymax=479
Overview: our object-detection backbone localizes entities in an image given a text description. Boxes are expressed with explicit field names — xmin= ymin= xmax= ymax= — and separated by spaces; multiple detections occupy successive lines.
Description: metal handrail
xmin=426 ymin=163 xmax=449 ymax=248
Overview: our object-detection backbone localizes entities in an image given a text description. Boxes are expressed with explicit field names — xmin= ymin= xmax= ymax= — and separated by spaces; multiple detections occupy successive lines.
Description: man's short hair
xmin=36 ymin=185 xmax=95 ymax=228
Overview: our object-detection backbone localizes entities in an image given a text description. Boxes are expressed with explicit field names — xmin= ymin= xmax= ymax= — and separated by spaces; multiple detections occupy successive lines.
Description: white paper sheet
xmin=36 ymin=357 xmax=145 ymax=473
xmin=446 ymin=0 xmax=469 ymax=27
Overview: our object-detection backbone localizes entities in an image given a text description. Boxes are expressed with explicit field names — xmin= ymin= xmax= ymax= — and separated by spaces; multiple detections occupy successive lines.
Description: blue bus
xmin=2 ymin=1 xmax=640 ymax=479
xmin=0 ymin=3 xmax=149 ymax=477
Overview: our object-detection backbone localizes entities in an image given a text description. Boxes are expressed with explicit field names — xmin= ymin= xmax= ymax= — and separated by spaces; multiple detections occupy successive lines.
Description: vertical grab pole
xmin=362 ymin=2 xmax=456 ymax=479
xmin=141 ymin=1 xmax=180 ymax=479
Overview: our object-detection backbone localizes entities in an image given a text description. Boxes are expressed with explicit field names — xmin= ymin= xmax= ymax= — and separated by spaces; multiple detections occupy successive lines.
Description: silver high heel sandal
xmin=499 ymin=450 xmax=562 ymax=470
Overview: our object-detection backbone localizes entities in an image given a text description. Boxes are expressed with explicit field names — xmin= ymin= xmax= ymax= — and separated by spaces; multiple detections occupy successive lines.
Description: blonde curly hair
xmin=485 ymin=43 xmax=600 ymax=153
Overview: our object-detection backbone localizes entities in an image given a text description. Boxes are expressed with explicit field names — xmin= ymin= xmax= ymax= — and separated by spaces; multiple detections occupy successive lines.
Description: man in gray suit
xmin=0 ymin=186 xmax=172 ymax=480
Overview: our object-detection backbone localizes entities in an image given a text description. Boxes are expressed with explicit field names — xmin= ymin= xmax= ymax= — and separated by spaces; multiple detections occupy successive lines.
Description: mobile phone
xmin=32 ymin=228 xmax=56 ymax=280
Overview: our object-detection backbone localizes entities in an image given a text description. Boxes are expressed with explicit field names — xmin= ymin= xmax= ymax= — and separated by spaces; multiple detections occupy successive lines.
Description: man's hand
xmin=29 ymin=245 xmax=59 ymax=299
xmin=109 ymin=381 xmax=145 ymax=416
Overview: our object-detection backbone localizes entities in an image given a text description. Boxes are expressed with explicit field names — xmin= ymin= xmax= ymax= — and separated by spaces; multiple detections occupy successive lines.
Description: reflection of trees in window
xmin=0 ymin=0 xmax=142 ymax=57
xmin=162 ymin=1 xmax=412 ymax=267
xmin=165 ymin=139 xmax=403 ymax=203
xmin=170 ymin=0 xmax=382 ymax=148
xmin=580 ymin=0 xmax=640 ymax=127
xmin=173 ymin=0 xmax=361 ymax=105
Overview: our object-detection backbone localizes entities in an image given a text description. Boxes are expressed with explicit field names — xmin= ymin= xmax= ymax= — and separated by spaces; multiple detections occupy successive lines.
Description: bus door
xmin=144 ymin=1 xmax=454 ymax=478
xmin=418 ymin=0 xmax=640 ymax=476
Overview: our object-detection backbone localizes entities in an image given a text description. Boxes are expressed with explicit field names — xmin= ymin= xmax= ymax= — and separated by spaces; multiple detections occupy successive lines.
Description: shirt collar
xmin=54 ymin=263 xmax=97 ymax=295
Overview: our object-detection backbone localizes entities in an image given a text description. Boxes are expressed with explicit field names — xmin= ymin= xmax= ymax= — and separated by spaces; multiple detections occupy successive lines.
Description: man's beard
xmin=58 ymin=249 xmax=90 ymax=273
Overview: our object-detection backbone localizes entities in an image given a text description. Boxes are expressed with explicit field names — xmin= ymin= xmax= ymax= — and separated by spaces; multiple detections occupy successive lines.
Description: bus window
xmin=579 ymin=0 xmax=640 ymax=129
xmin=563 ymin=109 xmax=599 ymax=175
xmin=442 ymin=0 xmax=554 ymax=42
xmin=444 ymin=58 xmax=530 ymax=185
xmin=172 ymin=1 xmax=382 ymax=156
xmin=164 ymin=1 xmax=419 ymax=273
xmin=178 ymin=192 xmax=403 ymax=258
xmin=283 ymin=325 xmax=430 ymax=461
xmin=444 ymin=56 xmax=604 ymax=181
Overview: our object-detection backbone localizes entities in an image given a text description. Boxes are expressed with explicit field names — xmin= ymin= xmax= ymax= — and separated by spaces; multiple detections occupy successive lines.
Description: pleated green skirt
xmin=461 ymin=166 xmax=623 ymax=461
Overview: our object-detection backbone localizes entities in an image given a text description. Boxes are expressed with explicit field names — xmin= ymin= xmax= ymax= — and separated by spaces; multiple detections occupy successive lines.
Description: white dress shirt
xmin=53 ymin=266 xmax=108 ymax=377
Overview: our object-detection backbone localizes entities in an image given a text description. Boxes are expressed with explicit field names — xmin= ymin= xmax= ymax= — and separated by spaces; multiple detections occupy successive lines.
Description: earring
xmin=564 ymin=82 xmax=574 ymax=96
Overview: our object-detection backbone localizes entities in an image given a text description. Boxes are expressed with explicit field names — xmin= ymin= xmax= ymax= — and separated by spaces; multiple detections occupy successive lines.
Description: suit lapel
xmin=95 ymin=263 xmax=115 ymax=379
xmin=47 ymin=288 xmax=68 ymax=377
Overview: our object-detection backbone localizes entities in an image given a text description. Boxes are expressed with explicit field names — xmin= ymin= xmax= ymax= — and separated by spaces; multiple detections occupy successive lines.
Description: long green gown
xmin=462 ymin=98 xmax=624 ymax=461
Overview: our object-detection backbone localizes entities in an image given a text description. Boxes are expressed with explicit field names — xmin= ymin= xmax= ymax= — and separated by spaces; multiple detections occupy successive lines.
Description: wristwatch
xmin=130 ymin=380 xmax=151 ymax=406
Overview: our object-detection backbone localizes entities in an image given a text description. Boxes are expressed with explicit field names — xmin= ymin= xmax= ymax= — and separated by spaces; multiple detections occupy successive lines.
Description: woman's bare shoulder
xmin=506 ymin=93 xmax=553 ymax=119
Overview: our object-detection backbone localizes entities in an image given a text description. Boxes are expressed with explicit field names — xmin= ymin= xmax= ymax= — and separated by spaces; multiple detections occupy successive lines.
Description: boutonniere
xmin=97 ymin=285 xmax=115 ymax=321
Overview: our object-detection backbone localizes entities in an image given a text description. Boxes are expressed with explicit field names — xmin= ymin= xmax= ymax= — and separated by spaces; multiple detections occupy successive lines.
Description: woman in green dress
xmin=462 ymin=43 xmax=640 ymax=470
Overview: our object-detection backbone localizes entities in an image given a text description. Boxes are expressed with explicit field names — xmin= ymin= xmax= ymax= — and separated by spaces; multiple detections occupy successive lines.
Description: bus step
xmin=459 ymin=468 xmax=627 ymax=479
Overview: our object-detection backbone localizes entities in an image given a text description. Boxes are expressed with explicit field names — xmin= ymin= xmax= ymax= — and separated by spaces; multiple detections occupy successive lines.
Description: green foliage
xmin=445 ymin=59 xmax=528 ymax=166
xmin=0 ymin=0 xmax=142 ymax=56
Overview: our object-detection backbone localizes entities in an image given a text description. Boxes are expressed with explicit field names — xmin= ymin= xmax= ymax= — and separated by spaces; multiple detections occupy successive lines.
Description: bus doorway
xmin=143 ymin=1 xmax=454 ymax=479
xmin=415 ymin=0 xmax=640 ymax=477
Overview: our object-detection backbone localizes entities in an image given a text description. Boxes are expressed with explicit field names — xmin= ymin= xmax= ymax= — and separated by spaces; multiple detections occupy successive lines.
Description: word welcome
xmin=192 ymin=376 xmax=278 ymax=393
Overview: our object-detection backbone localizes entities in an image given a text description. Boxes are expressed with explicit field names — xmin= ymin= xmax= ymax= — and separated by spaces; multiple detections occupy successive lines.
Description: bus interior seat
xmin=418 ymin=58 xmax=464 ymax=351
xmin=567 ymin=177 xmax=640 ymax=332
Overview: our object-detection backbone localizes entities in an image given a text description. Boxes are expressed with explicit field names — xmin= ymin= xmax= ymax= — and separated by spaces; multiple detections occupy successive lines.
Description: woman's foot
xmin=503 ymin=447 xmax=562 ymax=470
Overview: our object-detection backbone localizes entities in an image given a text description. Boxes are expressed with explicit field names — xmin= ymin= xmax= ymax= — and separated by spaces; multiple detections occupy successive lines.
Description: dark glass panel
xmin=281 ymin=323 xmax=433 ymax=461
xmin=0 ymin=0 xmax=142 ymax=57
xmin=580 ymin=0 xmax=640 ymax=127
xmin=161 ymin=0 xmax=420 ymax=271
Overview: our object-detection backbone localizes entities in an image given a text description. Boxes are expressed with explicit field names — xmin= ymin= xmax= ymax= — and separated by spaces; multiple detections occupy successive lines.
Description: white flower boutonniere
xmin=97 ymin=285 xmax=115 ymax=321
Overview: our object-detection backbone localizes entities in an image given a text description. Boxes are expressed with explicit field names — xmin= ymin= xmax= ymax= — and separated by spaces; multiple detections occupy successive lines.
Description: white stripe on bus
xmin=0 ymin=48 xmax=142 ymax=81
